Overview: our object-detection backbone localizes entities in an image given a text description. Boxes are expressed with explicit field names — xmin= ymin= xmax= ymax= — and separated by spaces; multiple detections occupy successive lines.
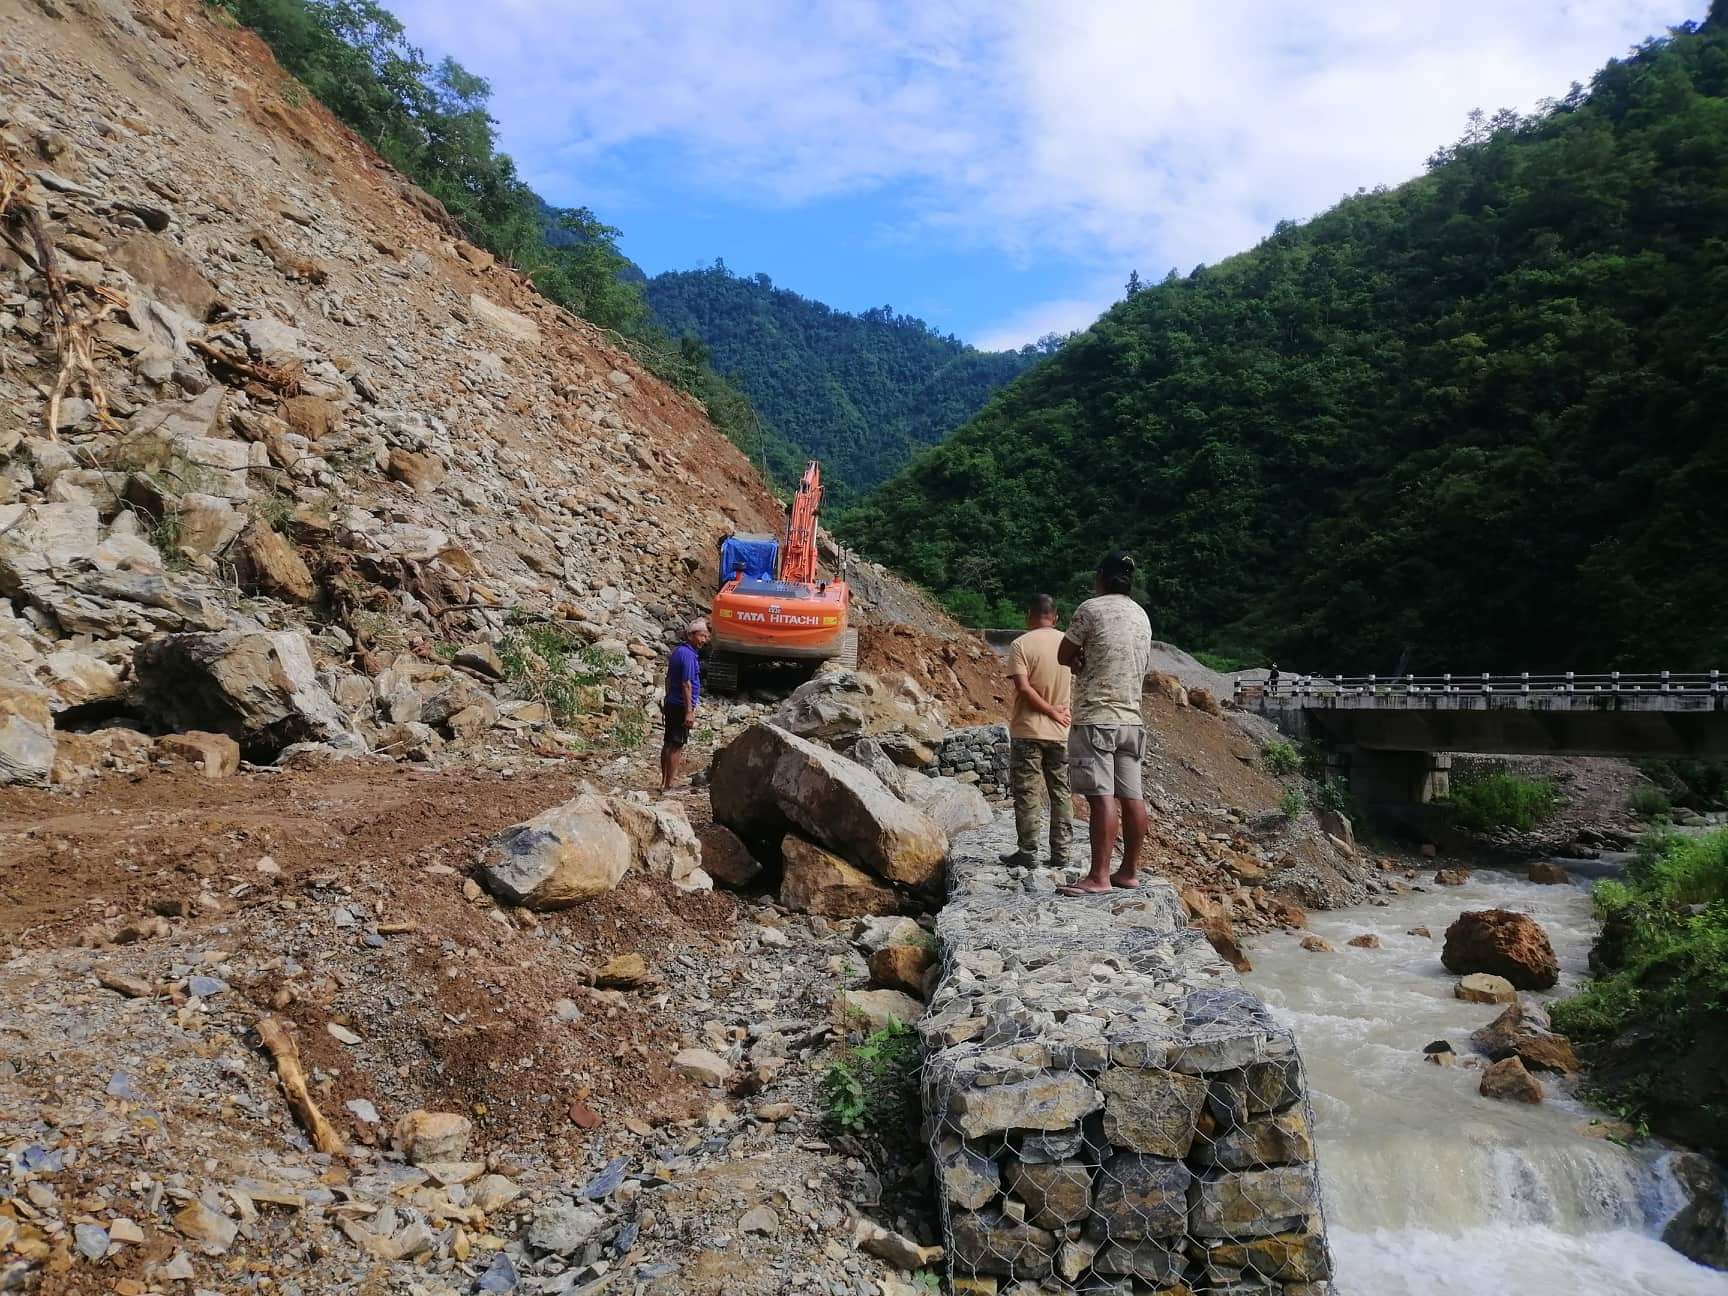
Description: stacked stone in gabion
xmin=933 ymin=723 xmax=1013 ymax=796
xmin=920 ymin=842 xmax=1330 ymax=1294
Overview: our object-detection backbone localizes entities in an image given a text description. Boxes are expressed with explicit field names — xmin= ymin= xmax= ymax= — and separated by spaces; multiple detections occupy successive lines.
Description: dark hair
xmin=1097 ymin=550 xmax=1136 ymax=595
xmin=1026 ymin=592 xmax=1056 ymax=619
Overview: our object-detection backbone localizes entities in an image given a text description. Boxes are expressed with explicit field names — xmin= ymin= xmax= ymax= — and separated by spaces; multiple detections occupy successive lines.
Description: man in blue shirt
xmin=661 ymin=618 xmax=710 ymax=793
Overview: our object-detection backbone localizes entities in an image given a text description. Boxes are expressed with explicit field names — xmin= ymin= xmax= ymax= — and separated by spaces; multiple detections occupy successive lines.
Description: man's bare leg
xmin=1111 ymin=795 xmax=1148 ymax=886
xmin=1061 ymin=794 xmax=1119 ymax=894
xmin=659 ymin=745 xmax=682 ymax=794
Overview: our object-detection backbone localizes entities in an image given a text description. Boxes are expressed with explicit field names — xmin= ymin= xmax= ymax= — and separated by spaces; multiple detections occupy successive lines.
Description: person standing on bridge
xmin=1001 ymin=593 xmax=1073 ymax=871
xmin=1058 ymin=552 xmax=1154 ymax=896
xmin=660 ymin=618 xmax=710 ymax=794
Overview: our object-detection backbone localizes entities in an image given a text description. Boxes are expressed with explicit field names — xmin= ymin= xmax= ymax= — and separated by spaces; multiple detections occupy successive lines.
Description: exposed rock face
xmin=476 ymin=798 xmax=633 ymax=909
xmin=1441 ymin=909 xmax=1560 ymax=990
xmin=132 ymin=630 xmax=356 ymax=759
xmin=0 ymin=711 xmax=56 ymax=786
xmin=1662 ymin=1154 xmax=1728 ymax=1272
xmin=1469 ymin=999 xmax=1579 ymax=1074
xmin=779 ymin=835 xmax=899 ymax=918
xmin=711 ymin=723 xmax=948 ymax=887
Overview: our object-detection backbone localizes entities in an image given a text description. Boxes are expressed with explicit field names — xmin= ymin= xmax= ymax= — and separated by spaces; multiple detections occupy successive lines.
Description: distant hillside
xmin=845 ymin=14 xmax=1728 ymax=671
xmin=646 ymin=265 xmax=1051 ymax=500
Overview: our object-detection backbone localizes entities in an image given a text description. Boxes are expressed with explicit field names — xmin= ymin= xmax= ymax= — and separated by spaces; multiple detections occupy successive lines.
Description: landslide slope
xmin=0 ymin=0 xmax=1000 ymax=773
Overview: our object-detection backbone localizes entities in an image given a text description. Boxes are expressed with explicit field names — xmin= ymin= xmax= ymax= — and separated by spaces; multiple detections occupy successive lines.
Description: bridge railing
xmin=1237 ymin=670 xmax=1725 ymax=702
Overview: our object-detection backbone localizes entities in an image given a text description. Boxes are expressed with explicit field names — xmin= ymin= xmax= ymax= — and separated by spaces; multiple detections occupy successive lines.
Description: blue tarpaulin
xmin=720 ymin=534 xmax=778 ymax=584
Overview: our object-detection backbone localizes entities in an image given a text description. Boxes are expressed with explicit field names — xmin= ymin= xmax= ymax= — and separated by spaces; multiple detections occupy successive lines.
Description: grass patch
xmin=821 ymin=1020 xmax=920 ymax=1136
xmin=497 ymin=620 xmax=621 ymax=725
xmin=1261 ymin=739 xmax=1301 ymax=778
xmin=1552 ymin=829 xmax=1728 ymax=1061
xmin=1194 ymin=649 xmax=1254 ymax=674
xmin=1629 ymin=785 xmax=1673 ymax=820
xmin=1446 ymin=771 xmax=1561 ymax=832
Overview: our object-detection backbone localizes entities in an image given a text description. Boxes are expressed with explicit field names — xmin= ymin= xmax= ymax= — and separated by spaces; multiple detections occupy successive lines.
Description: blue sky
xmin=388 ymin=1 xmax=1696 ymax=350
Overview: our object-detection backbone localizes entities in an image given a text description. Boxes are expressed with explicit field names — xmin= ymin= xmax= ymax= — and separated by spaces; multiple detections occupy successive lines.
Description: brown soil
xmin=858 ymin=623 xmax=1006 ymax=725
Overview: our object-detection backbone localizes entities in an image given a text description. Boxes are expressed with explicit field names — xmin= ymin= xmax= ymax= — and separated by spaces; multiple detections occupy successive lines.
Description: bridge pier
xmin=1347 ymin=748 xmax=1452 ymax=805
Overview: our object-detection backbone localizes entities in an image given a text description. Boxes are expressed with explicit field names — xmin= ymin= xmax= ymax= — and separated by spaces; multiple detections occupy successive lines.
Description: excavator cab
xmin=707 ymin=462 xmax=854 ymax=693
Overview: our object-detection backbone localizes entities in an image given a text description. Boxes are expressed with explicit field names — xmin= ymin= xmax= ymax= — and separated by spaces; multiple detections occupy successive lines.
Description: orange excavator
xmin=708 ymin=461 xmax=854 ymax=692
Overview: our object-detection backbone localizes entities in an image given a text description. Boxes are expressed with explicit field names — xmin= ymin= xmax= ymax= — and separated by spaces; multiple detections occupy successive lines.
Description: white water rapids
xmin=1244 ymin=860 xmax=1728 ymax=1295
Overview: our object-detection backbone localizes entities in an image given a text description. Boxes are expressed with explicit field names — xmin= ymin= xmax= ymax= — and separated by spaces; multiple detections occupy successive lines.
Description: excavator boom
xmin=778 ymin=461 xmax=822 ymax=584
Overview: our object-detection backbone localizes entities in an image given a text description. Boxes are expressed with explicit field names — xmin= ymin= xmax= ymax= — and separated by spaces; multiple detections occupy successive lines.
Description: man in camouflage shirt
xmin=1057 ymin=551 xmax=1154 ymax=895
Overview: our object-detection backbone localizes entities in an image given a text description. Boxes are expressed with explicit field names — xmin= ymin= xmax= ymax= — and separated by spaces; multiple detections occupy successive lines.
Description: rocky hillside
xmin=0 ymin=0 xmax=998 ymax=780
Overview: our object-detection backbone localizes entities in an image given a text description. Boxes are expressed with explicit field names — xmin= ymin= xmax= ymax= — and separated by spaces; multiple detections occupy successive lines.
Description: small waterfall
xmin=1244 ymin=864 xmax=1728 ymax=1296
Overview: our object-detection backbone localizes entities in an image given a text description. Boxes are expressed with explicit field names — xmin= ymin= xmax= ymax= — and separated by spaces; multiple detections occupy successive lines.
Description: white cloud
xmin=972 ymin=294 xmax=1115 ymax=353
xmin=392 ymin=0 xmax=1693 ymax=345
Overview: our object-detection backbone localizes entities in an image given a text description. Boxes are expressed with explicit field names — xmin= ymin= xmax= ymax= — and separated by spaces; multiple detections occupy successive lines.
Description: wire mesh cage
xmin=918 ymin=840 xmax=1331 ymax=1295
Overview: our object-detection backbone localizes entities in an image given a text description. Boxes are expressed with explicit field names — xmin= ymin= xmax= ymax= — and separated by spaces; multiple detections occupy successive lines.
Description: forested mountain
xmin=647 ymin=266 xmax=1049 ymax=501
xmin=845 ymin=12 xmax=1728 ymax=672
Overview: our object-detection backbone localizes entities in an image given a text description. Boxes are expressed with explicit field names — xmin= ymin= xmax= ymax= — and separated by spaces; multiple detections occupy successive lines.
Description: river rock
xmin=835 ymin=988 xmax=924 ymax=1030
xmin=711 ymin=723 xmax=948 ymax=886
xmin=1454 ymin=973 xmax=1517 ymax=1004
xmin=697 ymin=823 xmax=761 ymax=888
xmin=133 ymin=630 xmax=356 ymax=758
xmin=1662 ymin=1153 xmax=1728 ymax=1271
xmin=937 ymin=1138 xmax=1001 ymax=1210
xmin=1479 ymin=1056 xmax=1543 ymax=1103
xmin=1004 ymin=1159 xmax=1092 ymax=1228
xmin=1091 ymin=1153 xmax=1191 ymax=1239
xmin=1434 ymin=868 xmax=1471 ymax=885
xmin=1094 ymin=1239 xmax=1183 ymax=1283
xmin=1527 ymin=861 xmax=1571 ymax=884
xmin=393 ymin=1110 xmax=472 ymax=1164
xmin=1298 ymin=935 xmax=1333 ymax=953
xmin=1190 ymin=1164 xmax=1320 ymax=1237
xmin=948 ymin=1209 xmax=1056 ymax=1278
xmin=1192 ymin=1106 xmax=1314 ymax=1169
xmin=869 ymin=943 xmax=935 ymax=996
xmin=1346 ymin=933 xmax=1381 ymax=949
xmin=780 ymin=835 xmax=899 ymax=918
xmin=1442 ymin=909 xmax=1560 ymax=990
xmin=1469 ymin=1000 xmax=1579 ymax=1074
xmin=948 ymin=1072 xmax=1101 ymax=1139
xmin=477 ymin=797 xmax=633 ymax=908
xmin=1201 ymin=1228 xmax=1332 ymax=1283
xmin=1097 ymin=1067 xmax=1208 ymax=1157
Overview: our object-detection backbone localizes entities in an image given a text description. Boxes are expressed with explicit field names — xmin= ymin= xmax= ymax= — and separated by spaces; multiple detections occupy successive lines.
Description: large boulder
xmin=0 ymin=712 xmax=55 ymax=787
xmin=477 ymin=798 xmax=633 ymax=909
xmin=779 ymin=835 xmax=899 ymax=918
xmin=711 ymin=723 xmax=948 ymax=887
xmin=604 ymin=797 xmax=710 ymax=892
xmin=1469 ymin=999 xmax=1579 ymax=1074
xmin=902 ymin=775 xmax=994 ymax=838
xmin=1441 ymin=909 xmax=1559 ymax=990
xmin=133 ymin=630 xmax=357 ymax=759
xmin=768 ymin=670 xmax=945 ymax=746
xmin=696 ymin=823 xmax=761 ymax=889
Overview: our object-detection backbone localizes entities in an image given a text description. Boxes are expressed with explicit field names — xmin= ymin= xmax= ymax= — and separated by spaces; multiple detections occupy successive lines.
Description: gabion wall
xmin=931 ymin=724 xmax=1012 ymax=797
xmin=918 ymin=844 xmax=1331 ymax=1293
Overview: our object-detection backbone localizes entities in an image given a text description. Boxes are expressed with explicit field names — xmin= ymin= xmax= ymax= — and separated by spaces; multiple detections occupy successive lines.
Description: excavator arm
xmin=778 ymin=460 xmax=823 ymax=584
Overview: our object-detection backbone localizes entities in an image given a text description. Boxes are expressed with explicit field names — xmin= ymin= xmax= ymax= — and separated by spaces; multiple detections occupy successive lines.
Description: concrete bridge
xmin=1239 ymin=672 xmax=1728 ymax=803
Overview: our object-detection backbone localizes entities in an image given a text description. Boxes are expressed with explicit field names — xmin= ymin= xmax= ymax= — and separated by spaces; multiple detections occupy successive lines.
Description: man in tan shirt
xmin=1002 ymin=593 xmax=1073 ymax=869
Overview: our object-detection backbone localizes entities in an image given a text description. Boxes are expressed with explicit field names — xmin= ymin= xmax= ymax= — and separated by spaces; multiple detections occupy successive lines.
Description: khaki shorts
xmin=1068 ymin=724 xmax=1147 ymax=799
